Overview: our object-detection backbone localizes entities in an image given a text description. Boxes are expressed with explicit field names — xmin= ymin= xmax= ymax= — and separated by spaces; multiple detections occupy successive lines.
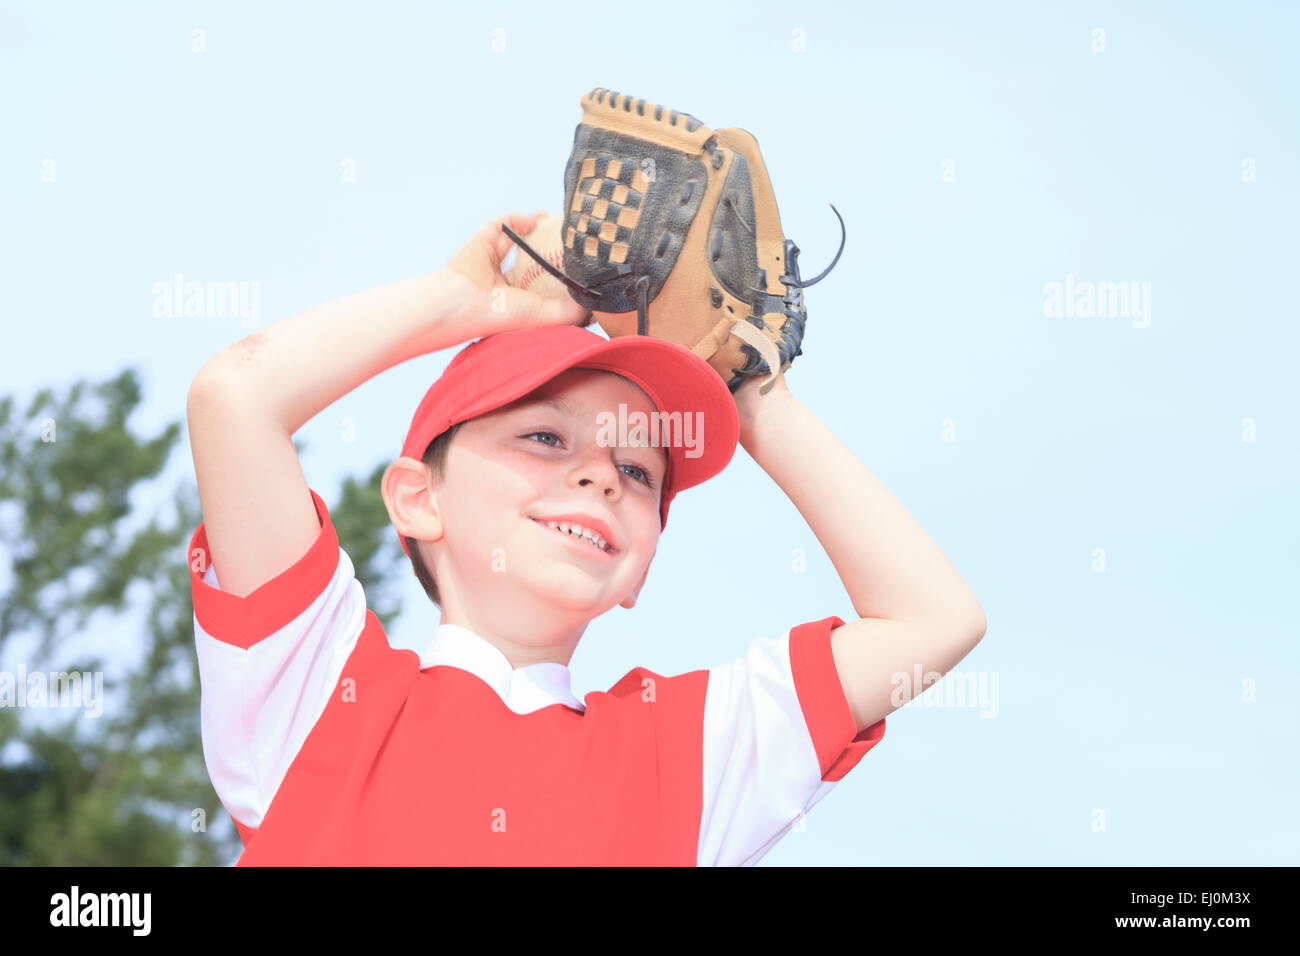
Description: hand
xmin=439 ymin=211 xmax=592 ymax=338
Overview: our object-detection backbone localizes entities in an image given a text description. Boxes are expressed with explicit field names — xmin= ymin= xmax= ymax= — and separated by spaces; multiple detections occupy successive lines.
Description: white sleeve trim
xmin=697 ymin=630 xmax=842 ymax=867
xmin=193 ymin=546 xmax=367 ymax=831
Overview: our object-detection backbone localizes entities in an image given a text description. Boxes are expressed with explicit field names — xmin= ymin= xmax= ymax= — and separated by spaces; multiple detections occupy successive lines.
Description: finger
xmin=537 ymin=294 xmax=591 ymax=326
xmin=496 ymin=285 xmax=580 ymax=327
xmin=480 ymin=211 xmax=532 ymax=246
xmin=488 ymin=213 xmax=536 ymax=269
xmin=494 ymin=213 xmax=550 ymax=273
xmin=495 ymin=210 xmax=540 ymax=234
xmin=494 ymin=211 xmax=539 ymax=246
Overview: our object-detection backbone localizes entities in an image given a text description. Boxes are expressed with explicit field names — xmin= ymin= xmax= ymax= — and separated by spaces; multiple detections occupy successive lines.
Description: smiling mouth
xmin=530 ymin=518 xmax=616 ymax=556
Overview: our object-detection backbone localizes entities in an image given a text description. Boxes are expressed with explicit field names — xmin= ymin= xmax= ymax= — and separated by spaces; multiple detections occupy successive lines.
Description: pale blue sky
xmin=1 ymin=0 xmax=1297 ymax=865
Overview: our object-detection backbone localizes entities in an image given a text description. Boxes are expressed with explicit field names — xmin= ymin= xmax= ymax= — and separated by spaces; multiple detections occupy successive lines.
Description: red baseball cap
xmin=397 ymin=325 xmax=740 ymax=558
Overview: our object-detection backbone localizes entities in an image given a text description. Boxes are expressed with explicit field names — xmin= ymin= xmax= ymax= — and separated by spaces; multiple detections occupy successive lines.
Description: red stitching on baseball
xmin=517 ymin=249 xmax=565 ymax=292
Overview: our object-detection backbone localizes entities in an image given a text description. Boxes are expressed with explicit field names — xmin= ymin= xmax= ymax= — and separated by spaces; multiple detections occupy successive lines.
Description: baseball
xmin=506 ymin=214 xmax=572 ymax=301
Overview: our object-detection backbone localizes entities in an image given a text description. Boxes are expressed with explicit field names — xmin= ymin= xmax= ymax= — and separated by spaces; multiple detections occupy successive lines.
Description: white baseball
xmin=506 ymin=214 xmax=571 ymax=301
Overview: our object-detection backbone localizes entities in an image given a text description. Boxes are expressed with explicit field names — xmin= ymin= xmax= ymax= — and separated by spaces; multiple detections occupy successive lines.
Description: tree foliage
xmin=0 ymin=369 xmax=404 ymax=865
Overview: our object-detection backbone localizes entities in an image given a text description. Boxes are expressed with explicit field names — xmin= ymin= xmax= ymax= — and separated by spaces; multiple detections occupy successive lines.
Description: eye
xmin=524 ymin=431 xmax=656 ymax=489
xmin=620 ymin=463 xmax=654 ymax=487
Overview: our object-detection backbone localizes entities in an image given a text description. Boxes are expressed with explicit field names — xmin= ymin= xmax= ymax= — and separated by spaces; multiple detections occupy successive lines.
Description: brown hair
xmin=404 ymin=422 xmax=464 ymax=608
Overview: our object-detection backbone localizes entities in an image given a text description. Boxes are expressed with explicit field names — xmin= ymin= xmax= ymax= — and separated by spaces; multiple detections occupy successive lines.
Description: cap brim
xmin=452 ymin=333 xmax=740 ymax=499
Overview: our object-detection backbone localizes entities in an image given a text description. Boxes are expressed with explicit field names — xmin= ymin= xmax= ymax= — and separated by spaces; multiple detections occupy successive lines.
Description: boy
xmin=186 ymin=211 xmax=987 ymax=866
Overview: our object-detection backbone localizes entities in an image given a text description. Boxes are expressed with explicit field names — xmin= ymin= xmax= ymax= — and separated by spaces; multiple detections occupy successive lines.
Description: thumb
xmin=537 ymin=294 xmax=592 ymax=325
xmin=507 ymin=288 xmax=590 ymax=327
xmin=548 ymin=297 xmax=595 ymax=327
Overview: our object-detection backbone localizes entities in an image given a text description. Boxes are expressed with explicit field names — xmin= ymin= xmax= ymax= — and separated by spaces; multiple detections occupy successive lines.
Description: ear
xmin=618 ymin=560 xmax=652 ymax=610
xmin=382 ymin=456 xmax=445 ymax=545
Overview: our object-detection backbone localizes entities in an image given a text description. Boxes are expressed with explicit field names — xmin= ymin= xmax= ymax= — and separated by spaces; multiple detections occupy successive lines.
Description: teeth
xmin=543 ymin=520 xmax=610 ymax=553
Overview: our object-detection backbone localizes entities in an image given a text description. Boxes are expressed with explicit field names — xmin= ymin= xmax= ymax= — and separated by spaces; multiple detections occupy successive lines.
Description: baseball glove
xmin=502 ymin=86 xmax=845 ymax=395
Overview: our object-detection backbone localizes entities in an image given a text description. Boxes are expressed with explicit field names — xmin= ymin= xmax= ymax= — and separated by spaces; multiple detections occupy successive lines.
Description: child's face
xmin=429 ymin=368 xmax=669 ymax=620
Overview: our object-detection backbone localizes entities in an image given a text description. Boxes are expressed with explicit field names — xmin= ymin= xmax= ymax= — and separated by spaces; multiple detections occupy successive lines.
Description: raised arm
xmin=186 ymin=211 xmax=588 ymax=597
xmin=732 ymin=375 xmax=986 ymax=734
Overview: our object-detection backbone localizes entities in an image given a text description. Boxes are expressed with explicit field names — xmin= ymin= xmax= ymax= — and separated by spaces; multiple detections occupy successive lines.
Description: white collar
xmin=417 ymin=623 xmax=586 ymax=715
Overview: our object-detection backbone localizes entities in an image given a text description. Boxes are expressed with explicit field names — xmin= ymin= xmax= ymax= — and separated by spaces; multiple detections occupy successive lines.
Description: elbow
xmin=893 ymin=600 xmax=986 ymax=652
xmin=942 ymin=595 xmax=987 ymax=648
xmin=187 ymin=363 xmax=255 ymax=442
xmin=189 ymin=333 xmax=267 ymax=405
xmin=924 ymin=591 xmax=987 ymax=643
xmin=187 ymin=364 xmax=231 ymax=423
xmin=954 ymin=590 xmax=987 ymax=642
xmin=188 ymin=352 xmax=255 ymax=418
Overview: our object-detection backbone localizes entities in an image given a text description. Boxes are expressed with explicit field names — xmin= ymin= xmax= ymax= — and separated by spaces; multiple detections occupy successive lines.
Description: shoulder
xmin=581 ymin=664 xmax=711 ymax=732
xmin=600 ymin=663 xmax=709 ymax=703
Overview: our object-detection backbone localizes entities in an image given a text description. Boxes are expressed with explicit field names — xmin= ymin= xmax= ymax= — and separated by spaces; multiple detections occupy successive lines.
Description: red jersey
xmin=188 ymin=488 xmax=886 ymax=865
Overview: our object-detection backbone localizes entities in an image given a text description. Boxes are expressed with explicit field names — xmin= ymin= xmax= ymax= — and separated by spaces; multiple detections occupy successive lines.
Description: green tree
xmin=0 ymin=369 xmax=405 ymax=865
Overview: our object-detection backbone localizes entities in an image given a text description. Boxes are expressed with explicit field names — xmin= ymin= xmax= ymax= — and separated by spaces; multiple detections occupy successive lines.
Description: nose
xmin=569 ymin=445 xmax=623 ymax=499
